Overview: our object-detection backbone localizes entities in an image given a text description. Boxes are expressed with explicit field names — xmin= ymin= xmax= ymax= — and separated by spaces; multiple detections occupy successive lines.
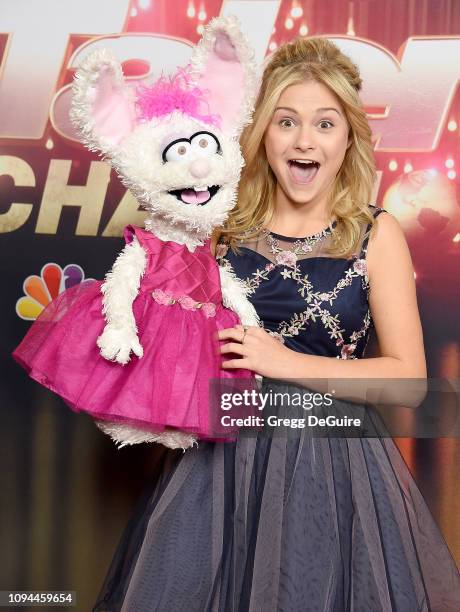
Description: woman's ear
xmin=347 ymin=131 xmax=353 ymax=149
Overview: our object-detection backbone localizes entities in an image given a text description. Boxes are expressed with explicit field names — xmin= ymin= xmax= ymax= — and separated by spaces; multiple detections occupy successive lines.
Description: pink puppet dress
xmin=12 ymin=224 xmax=253 ymax=441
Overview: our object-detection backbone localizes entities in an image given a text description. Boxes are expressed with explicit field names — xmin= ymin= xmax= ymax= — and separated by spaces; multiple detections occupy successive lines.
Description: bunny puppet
xmin=12 ymin=16 xmax=260 ymax=450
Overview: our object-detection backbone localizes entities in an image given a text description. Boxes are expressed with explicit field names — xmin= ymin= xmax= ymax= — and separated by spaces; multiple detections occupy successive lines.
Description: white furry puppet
xmin=12 ymin=16 xmax=260 ymax=451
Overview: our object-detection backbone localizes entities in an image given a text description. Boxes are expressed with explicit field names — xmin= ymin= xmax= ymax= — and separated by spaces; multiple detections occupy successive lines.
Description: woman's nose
xmin=189 ymin=158 xmax=210 ymax=179
xmin=295 ymin=128 xmax=315 ymax=151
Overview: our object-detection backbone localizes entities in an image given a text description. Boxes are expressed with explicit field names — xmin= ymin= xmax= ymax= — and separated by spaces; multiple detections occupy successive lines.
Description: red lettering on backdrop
xmin=0 ymin=0 xmax=459 ymax=151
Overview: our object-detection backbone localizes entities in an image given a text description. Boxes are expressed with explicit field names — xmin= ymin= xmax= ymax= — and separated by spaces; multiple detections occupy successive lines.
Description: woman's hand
xmin=217 ymin=325 xmax=299 ymax=379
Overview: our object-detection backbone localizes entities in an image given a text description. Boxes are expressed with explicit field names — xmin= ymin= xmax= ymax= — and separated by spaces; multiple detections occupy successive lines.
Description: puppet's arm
xmin=97 ymin=237 xmax=147 ymax=364
xmin=219 ymin=264 xmax=259 ymax=327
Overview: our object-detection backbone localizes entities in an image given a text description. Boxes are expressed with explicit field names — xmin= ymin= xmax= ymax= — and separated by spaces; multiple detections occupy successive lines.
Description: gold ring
xmin=242 ymin=325 xmax=249 ymax=344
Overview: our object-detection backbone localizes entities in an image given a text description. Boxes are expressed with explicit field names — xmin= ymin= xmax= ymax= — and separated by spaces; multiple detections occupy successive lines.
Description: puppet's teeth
xmin=194 ymin=186 xmax=208 ymax=192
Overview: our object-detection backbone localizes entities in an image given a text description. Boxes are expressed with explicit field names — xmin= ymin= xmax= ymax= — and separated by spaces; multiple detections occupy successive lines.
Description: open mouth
xmin=287 ymin=159 xmax=320 ymax=184
xmin=168 ymin=185 xmax=220 ymax=205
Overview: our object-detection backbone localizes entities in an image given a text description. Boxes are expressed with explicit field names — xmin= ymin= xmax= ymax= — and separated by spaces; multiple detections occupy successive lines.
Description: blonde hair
xmin=218 ymin=37 xmax=377 ymax=258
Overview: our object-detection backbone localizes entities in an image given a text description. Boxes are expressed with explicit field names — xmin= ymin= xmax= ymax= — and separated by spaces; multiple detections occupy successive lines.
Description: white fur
xmin=110 ymin=113 xmax=244 ymax=243
xmin=188 ymin=15 xmax=259 ymax=138
xmin=219 ymin=265 xmax=260 ymax=327
xmin=69 ymin=48 xmax=135 ymax=156
xmin=97 ymin=237 xmax=146 ymax=364
xmin=95 ymin=421 xmax=197 ymax=451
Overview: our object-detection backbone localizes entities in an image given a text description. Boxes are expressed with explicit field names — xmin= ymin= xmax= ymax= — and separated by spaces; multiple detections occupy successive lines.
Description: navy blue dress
xmin=94 ymin=205 xmax=460 ymax=611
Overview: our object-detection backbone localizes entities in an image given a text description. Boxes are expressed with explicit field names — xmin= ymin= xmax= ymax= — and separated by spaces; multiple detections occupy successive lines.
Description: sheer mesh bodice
xmin=216 ymin=205 xmax=382 ymax=360
xmin=225 ymin=218 xmax=365 ymax=262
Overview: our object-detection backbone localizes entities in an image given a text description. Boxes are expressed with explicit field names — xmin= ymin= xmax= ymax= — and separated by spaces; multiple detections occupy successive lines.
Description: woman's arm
xmin=218 ymin=212 xmax=427 ymax=406
xmin=292 ymin=211 xmax=426 ymax=379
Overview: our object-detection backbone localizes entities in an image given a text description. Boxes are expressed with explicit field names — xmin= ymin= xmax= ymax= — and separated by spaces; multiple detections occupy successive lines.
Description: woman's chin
xmin=279 ymin=183 xmax=320 ymax=206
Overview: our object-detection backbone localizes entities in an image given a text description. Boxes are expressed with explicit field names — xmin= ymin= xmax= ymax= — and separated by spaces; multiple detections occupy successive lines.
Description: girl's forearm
xmin=289 ymin=352 xmax=421 ymax=379
xmin=276 ymin=352 xmax=427 ymax=407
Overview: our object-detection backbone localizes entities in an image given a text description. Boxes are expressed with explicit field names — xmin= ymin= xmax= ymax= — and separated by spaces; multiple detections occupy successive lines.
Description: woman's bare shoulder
xmin=366 ymin=209 xmax=411 ymax=275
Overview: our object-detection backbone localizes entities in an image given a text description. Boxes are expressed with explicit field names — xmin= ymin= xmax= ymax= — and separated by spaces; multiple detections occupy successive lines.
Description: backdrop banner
xmin=1 ymin=1 xmax=459 ymax=610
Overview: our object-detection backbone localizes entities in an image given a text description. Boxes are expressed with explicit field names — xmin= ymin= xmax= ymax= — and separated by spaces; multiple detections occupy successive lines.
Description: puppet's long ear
xmin=69 ymin=49 xmax=137 ymax=155
xmin=189 ymin=15 xmax=258 ymax=137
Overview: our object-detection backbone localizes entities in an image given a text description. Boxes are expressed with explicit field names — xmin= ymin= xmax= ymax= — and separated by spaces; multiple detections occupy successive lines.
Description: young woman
xmin=94 ymin=38 xmax=460 ymax=611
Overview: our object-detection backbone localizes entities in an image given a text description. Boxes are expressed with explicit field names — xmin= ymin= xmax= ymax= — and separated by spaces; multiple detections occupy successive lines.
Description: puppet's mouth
xmin=169 ymin=185 xmax=220 ymax=205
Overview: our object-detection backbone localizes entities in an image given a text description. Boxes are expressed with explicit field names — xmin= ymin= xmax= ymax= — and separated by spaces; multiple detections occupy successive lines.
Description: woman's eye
xmin=190 ymin=132 xmax=220 ymax=156
xmin=319 ymin=120 xmax=334 ymax=129
xmin=279 ymin=118 xmax=295 ymax=128
xmin=163 ymin=140 xmax=191 ymax=162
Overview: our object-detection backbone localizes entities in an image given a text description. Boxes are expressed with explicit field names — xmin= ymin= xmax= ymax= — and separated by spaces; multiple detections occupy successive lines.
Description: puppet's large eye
xmin=163 ymin=139 xmax=191 ymax=162
xmin=190 ymin=132 xmax=220 ymax=157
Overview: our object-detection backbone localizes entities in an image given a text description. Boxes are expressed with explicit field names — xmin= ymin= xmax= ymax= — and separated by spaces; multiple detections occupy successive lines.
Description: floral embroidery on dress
xmin=267 ymin=330 xmax=285 ymax=344
xmin=359 ymin=248 xmax=371 ymax=293
xmin=273 ymin=256 xmax=373 ymax=351
xmin=353 ymin=258 xmax=367 ymax=276
xmin=215 ymin=210 xmax=384 ymax=358
xmin=340 ymin=343 xmax=356 ymax=359
xmin=151 ymin=289 xmax=217 ymax=318
xmin=217 ymin=251 xmax=373 ymax=355
xmin=216 ymin=238 xmax=276 ymax=294
xmin=243 ymin=263 xmax=275 ymax=294
xmin=275 ymin=250 xmax=297 ymax=268
xmin=335 ymin=310 xmax=371 ymax=359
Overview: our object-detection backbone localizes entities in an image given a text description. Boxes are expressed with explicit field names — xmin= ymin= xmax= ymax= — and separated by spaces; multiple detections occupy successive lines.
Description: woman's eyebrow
xmin=274 ymin=106 xmax=299 ymax=114
xmin=274 ymin=106 xmax=342 ymax=116
xmin=316 ymin=106 xmax=342 ymax=116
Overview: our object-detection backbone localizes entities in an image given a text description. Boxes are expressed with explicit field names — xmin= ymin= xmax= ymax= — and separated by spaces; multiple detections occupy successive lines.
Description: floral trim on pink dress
xmin=151 ymin=289 xmax=217 ymax=318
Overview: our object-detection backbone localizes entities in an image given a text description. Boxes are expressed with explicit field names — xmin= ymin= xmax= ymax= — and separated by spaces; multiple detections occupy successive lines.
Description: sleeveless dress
xmin=12 ymin=224 xmax=252 ymax=440
xmin=93 ymin=205 xmax=460 ymax=611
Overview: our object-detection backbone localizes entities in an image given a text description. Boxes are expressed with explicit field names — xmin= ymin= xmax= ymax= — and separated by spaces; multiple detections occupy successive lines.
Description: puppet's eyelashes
xmin=162 ymin=131 xmax=221 ymax=163
xmin=190 ymin=132 xmax=220 ymax=156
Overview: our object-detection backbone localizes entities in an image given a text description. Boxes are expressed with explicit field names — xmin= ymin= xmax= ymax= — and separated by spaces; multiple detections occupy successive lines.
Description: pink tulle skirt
xmin=12 ymin=281 xmax=253 ymax=440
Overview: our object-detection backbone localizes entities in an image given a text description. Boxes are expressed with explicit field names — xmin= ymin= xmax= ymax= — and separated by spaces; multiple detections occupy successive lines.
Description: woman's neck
xmin=267 ymin=189 xmax=334 ymax=237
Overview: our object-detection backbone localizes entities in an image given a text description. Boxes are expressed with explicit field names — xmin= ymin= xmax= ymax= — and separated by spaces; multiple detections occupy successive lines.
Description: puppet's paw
xmin=97 ymin=325 xmax=143 ymax=364
xmin=239 ymin=304 xmax=260 ymax=328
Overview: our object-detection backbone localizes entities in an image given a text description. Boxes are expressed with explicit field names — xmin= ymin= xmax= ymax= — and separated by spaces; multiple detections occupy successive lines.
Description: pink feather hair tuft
xmin=135 ymin=67 xmax=221 ymax=127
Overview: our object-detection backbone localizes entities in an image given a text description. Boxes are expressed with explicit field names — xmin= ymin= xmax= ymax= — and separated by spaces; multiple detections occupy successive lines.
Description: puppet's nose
xmin=189 ymin=158 xmax=210 ymax=179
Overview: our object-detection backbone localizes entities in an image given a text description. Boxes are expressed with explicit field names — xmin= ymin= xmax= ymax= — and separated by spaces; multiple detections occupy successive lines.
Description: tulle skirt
xmin=93 ymin=381 xmax=460 ymax=612
xmin=12 ymin=280 xmax=252 ymax=440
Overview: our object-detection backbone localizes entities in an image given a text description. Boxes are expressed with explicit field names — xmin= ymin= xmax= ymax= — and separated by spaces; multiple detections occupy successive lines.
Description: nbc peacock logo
xmin=16 ymin=263 xmax=95 ymax=321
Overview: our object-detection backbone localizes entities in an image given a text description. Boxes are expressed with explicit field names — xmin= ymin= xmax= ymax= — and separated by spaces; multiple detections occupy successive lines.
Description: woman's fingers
xmin=217 ymin=326 xmax=260 ymax=370
xmin=220 ymin=342 xmax=246 ymax=355
xmin=217 ymin=326 xmax=245 ymax=342
xmin=222 ymin=357 xmax=249 ymax=369
xmin=217 ymin=325 xmax=260 ymax=341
